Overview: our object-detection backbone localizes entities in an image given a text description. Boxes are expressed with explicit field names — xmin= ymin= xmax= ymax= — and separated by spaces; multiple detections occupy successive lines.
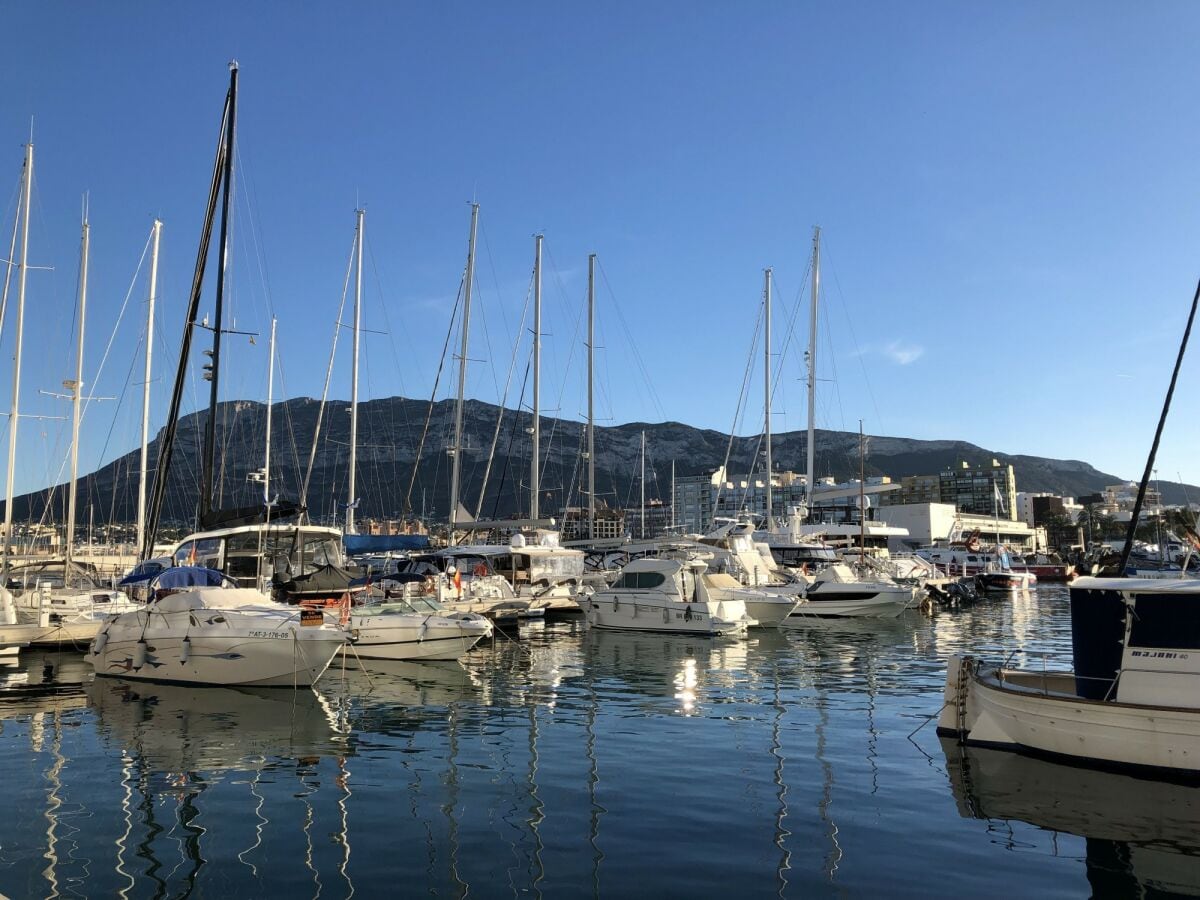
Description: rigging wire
xmin=300 ymin=233 xmax=357 ymax=509
xmin=403 ymin=273 xmax=464 ymax=517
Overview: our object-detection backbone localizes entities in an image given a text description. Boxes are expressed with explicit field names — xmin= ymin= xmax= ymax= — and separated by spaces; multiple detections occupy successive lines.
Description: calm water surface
xmin=1 ymin=586 xmax=1197 ymax=898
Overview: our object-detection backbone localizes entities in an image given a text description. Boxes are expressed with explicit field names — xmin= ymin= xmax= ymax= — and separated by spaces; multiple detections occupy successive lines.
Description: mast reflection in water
xmin=0 ymin=587 xmax=1187 ymax=896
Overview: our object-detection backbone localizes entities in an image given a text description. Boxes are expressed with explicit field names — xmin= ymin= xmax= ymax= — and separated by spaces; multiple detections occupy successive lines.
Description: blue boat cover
xmin=151 ymin=566 xmax=228 ymax=590
xmin=118 ymin=560 xmax=168 ymax=586
xmin=344 ymin=534 xmax=430 ymax=555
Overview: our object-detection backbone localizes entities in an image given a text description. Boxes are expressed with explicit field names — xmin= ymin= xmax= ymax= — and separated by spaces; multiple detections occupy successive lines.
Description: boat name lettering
xmin=1130 ymin=650 xmax=1187 ymax=659
xmin=248 ymin=630 xmax=289 ymax=639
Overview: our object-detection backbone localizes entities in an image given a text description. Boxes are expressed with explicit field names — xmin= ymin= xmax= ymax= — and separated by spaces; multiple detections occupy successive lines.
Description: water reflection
xmin=0 ymin=591 xmax=1183 ymax=897
xmin=943 ymin=738 xmax=1200 ymax=897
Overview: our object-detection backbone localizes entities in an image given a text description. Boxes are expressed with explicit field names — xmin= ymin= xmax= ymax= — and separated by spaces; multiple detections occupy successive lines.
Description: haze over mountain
xmin=7 ymin=396 xmax=1195 ymax=530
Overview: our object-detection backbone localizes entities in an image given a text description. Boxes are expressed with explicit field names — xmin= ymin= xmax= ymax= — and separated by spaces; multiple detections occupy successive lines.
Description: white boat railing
xmin=966 ymin=648 xmax=1118 ymax=700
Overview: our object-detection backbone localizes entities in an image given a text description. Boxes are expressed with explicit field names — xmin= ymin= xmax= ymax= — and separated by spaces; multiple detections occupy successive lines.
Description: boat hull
xmin=938 ymin=654 xmax=1200 ymax=775
xmin=975 ymin=571 xmax=1036 ymax=593
xmin=578 ymin=594 xmax=750 ymax=636
xmin=91 ymin=606 xmax=347 ymax=687
xmin=350 ymin=613 xmax=492 ymax=661
xmin=786 ymin=583 xmax=911 ymax=619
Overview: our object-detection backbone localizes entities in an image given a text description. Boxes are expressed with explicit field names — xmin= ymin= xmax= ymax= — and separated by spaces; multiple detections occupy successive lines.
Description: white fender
xmin=133 ymin=640 xmax=148 ymax=670
xmin=91 ymin=630 xmax=108 ymax=656
xmin=180 ymin=636 xmax=191 ymax=665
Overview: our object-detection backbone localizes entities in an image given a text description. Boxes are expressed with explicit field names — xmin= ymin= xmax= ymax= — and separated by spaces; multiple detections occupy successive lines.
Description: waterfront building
xmin=672 ymin=465 xmax=898 ymax=533
xmin=881 ymin=460 xmax=1017 ymax=521
xmin=882 ymin=502 xmax=1042 ymax=552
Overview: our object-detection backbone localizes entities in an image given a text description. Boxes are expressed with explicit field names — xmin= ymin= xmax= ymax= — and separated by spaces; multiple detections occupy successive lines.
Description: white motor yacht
xmin=938 ymin=576 xmax=1200 ymax=775
xmin=349 ymin=594 xmax=493 ymax=661
xmin=577 ymin=558 xmax=756 ymax=636
xmin=787 ymin=562 xmax=914 ymax=619
xmin=90 ymin=567 xmax=348 ymax=687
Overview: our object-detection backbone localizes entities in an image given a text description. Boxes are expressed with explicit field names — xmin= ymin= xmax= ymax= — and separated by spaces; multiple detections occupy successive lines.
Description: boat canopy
xmin=344 ymin=534 xmax=430 ymax=555
xmin=151 ymin=566 xmax=231 ymax=591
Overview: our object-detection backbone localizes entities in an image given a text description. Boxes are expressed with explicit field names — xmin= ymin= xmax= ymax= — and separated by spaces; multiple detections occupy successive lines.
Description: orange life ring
xmin=472 ymin=562 xmax=488 ymax=577
xmin=421 ymin=576 xmax=436 ymax=596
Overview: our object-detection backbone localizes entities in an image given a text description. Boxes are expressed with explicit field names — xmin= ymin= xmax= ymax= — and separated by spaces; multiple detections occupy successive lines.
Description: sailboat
xmin=715 ymin=247 xmax=912 ymax=618
xmin=435 ymin=221 xmax=584 ymax=619
xmin=0 ymin=150 xmax=137 ymax=638
xmin=93 ymin=65 xmax=348 ymax=687
xmin=150 ymin=164 xmax=354 ymax=606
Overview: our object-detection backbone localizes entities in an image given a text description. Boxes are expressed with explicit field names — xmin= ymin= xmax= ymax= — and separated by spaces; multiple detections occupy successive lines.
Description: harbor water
xmin=1 ymin=586 xmax=1196 ymax=898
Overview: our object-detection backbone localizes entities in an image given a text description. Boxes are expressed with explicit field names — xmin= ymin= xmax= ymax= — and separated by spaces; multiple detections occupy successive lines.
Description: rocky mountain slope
xmin=8 ymin=395 xmax=1193 ymax=528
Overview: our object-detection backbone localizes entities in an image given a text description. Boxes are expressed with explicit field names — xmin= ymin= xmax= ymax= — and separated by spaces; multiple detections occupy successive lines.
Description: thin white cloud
xmin=884 ymin=341 xmax=924 ymax=365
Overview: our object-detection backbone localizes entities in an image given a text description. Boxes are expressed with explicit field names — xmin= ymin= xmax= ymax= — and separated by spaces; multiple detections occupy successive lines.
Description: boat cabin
xmin=1070 ymin=576 xmax=1200 ymax=708
xmin=170 ymin=524 xmax=348 ymax=596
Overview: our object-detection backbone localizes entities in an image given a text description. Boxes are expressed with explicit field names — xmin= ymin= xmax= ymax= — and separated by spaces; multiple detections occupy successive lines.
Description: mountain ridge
xmin=8 ymin=395 xmax=1195 ymax=529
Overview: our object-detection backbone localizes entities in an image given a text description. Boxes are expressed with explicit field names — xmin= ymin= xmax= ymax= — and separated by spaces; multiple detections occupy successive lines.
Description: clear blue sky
xmin=2 ymin=2 xmax=1200 ymax=500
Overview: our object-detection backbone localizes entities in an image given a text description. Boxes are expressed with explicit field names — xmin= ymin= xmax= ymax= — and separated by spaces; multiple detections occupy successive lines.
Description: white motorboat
xmin=89 ymin=567 xmax=348 ymax=687
xmin=787 ymin=563 xmax=914 ymax=619
xmin=577 ymin=558 xmax=756 ymax=636
xmin=349 ymin=595 xmax=493 ymax=661
xmin=937 ymin=576 xmax=1200 ymax=776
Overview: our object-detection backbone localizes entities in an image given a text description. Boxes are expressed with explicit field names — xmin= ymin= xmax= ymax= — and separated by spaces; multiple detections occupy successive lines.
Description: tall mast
xmin=763 ymin=267 xmax=772 ymax=530
xmin=3 ymin=143 xmax=32 ymax=563
xmin=449 ymin=203 xmax=479 ymax=545
xmin=199 ymin=62 xmax=238 ymax=523
xmin=640 ymin=430 xmax=646 ymax=540
xmin=347 ymin=208 xmax=364 ymax=534
xmin=806 ymin=227 xmax=821 ymax=521
xmin=859 ymin=420 xmax=866 ymax=557
xmin=143 ymin=64 xmax=235 ymax=561
xmin=587 ymin=253 xmax=596 ymax=541
xmin=671 ymin=459 xmax=676 ymax=530
xmin=137 ymin=219 xmax=161 ymax=555
xmin=263 ymin=316 xmax=276 ymax=505
xmin=65 ymin=205 xmax=89 ymax=563
xmin=531 ymin=234 xmax=542 ymax=521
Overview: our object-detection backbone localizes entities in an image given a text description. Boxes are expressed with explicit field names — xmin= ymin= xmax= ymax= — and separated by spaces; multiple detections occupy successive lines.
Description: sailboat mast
xmin=66 ymin=207 xmax=89 ymax=563
xmin=859 ymin=420 xmax=866 ymax=556
xmin=640 ymin=429 xmax=646 ymax=540
xmin=671 ymin=459 xmax=676 ymax=530
xmin=200 ymin=62 xmax=238 ymax=523
xmin=449 ymin=203 xmax=479 ymax=545
xmin=763 ymin=267 xmax=773 ymax=529
xmin=531 ymin=234 xmax=542 ymax=521
xmin=587 ymin=252 xmax=596 ymax=541
xmin=263 ymin=316 xmax=276 ymax=505
xmin=137 ymin=219 xmax=161 ymax=555
xmin=806 ymin=227 xmax=821 ymax=521
xmin=3 ymin=142 xmax=32 ymax=562
xmin=142 ymin=65 xmax=235 ymax=561
xmin=347 ymin=208 xmax=364 ymax=534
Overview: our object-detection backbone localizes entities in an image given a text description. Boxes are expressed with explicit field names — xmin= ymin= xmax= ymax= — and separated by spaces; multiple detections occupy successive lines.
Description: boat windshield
xmin=612 ymin=570 xmax=667 ymax=590
xmin=372 ymin=596 xmax=446 ymax=615
xmin=298 ymin=532 xmax=345 ymax=575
